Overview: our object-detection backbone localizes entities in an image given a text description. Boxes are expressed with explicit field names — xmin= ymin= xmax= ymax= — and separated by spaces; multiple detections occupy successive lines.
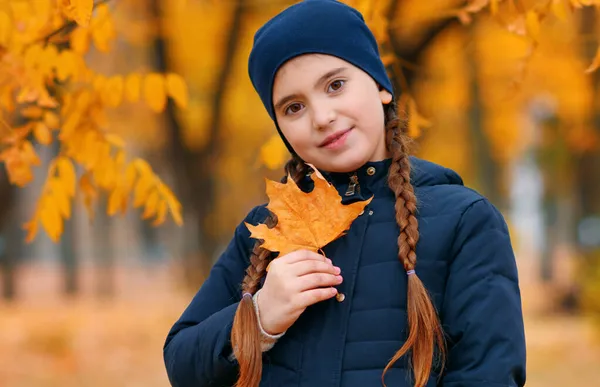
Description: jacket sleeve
xmin=441 ymin=198 xmax=526 ymax=387
xmin=163 ymin=206 xmax=264 ymax=387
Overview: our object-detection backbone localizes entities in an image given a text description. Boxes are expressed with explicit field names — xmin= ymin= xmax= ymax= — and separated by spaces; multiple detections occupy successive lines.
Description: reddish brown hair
xmin=231 ymin=102 xmax=445 ymax=387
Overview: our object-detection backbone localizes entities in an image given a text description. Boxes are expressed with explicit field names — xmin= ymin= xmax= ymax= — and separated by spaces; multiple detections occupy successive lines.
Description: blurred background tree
xmin=1 ymin=1 xmax=600 ymax=386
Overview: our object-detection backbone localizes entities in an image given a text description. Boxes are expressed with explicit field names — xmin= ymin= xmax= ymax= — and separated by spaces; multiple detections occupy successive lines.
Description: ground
xmin=0 ymin=262 xmax=598 ymax=386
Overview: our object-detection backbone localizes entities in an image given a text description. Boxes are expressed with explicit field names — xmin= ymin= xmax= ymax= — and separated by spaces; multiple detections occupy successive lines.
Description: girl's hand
xmin=256 ymin=249 xmax=343 ymax=335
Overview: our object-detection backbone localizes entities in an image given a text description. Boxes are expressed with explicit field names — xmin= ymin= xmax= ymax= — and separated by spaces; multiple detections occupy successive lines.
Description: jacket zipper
xmin=345 ymin=173 xmax=360 ymax=196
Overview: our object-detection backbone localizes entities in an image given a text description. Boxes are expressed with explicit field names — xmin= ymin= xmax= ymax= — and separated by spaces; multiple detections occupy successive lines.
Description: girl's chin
xmin=316 ymin=153 xmax=370 ymax=173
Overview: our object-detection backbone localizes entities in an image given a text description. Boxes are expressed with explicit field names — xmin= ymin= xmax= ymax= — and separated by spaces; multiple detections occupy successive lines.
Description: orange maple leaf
xmin=246 ymin=167 xmax=372 ymax=258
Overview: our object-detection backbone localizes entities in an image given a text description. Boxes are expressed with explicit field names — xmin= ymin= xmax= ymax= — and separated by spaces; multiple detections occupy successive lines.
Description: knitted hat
xmin=248 ymin=0 xmax=393 ymax=153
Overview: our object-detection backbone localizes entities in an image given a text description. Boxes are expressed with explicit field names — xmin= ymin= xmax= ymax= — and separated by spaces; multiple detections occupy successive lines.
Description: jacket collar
xmin=319 ymin=158 xmax=393 ymax=203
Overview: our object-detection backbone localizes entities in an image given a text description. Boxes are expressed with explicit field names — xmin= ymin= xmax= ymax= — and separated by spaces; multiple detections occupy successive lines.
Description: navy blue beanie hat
xmin=248 ymin=0 xmax=394 ymax=153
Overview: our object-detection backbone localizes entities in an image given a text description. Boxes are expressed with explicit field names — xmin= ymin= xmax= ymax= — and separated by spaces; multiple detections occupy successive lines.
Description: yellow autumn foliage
xmin=0 ymin=0 xmax=187 ymax=242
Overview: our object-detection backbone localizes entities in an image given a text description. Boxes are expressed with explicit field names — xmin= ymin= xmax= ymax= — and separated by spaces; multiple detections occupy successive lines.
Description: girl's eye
xmin=285 ymin=103 xmax=303 ymax=115
xmin=328 ymin=79 xmax=345 ymax=92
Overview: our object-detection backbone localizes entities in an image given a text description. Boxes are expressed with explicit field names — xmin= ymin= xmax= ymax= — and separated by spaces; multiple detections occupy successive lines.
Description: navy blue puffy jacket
xmin=163 ymin=157 xmax=527 ymax=387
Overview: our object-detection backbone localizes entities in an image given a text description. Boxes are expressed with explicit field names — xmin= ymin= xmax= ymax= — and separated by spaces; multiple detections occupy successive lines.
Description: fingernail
xmin=336 ymin=275 xmax=343 ymax=282
xmin=334 ymin=266 xmax=341 ymax=274
xmin=327 ymin=258 xmax=332 ymax=264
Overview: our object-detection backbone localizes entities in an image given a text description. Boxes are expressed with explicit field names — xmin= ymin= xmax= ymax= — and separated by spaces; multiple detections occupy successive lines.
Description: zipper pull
xmin=345 ymin=173 xmax=360 ymax=196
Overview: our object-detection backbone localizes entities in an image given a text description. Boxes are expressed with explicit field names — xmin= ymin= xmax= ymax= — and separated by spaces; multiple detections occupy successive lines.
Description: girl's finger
xmin=279 ymin=249 xmax=327 ymax=264
xmin=295 ymin=272 xmax=343 ymax=291
xmin=291 ymin=260 xmax=340 ymax=277
xmin=296 ymin=287 xmax=338 ymax=308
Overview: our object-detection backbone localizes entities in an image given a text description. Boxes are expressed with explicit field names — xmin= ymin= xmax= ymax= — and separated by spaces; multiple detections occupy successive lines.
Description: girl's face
xmin=272 ymin=54 xmax=393 ymax=173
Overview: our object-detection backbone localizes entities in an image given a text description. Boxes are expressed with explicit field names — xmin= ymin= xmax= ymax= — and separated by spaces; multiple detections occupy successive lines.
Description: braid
xmin=231 ymin=152 xmax=308 ymax=387
xmin=386 ymin=103 xmax=419 ymax=271
xmin=382 ymin=102 xmax=446 ymax=387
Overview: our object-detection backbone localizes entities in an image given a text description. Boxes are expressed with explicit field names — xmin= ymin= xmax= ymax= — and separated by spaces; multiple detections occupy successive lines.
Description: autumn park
xmin=0 ymin=0 xmax=600 ymax=385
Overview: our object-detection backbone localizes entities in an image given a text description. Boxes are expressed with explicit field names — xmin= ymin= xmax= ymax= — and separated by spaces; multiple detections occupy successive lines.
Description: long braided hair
xmin=231 ymin=101 xmax=445 ymax=387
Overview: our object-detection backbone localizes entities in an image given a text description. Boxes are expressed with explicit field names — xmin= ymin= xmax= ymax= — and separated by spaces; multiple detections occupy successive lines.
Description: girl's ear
xmin=379 ymin=89 xmax=392 ymax=105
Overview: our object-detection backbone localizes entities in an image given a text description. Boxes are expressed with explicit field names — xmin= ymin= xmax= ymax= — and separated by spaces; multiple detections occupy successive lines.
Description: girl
xmin=163 ymin=1 xmax=527 ymax=386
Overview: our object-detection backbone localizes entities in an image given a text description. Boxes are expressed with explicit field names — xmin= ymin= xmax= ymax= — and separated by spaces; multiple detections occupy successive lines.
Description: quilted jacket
xmin=163 ymin=157 xmax=527 ymax=387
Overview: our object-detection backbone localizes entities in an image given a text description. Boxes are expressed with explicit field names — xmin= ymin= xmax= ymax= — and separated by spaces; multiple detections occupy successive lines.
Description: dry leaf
xmin=125 ymin=73 xmax=142 ymax=102
xmin=69 ymin=0 xmax=93 ymax=27
xmin=246 ymin=169 xmax=372 ymax=259
xmin=166 ymin=73 xmax=188 ymax=109
xmin=144 ymin=73 xmax=166 ymax=112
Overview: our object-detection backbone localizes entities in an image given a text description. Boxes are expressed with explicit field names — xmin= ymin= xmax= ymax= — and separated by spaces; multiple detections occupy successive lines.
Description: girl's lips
xmin=320 ymin=128 xmax=352 ymax=150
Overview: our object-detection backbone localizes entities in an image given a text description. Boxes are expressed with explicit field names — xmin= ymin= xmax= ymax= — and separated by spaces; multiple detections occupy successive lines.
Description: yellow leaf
xmin=56 ymin=50 xmax=79 ymax=82
xmin=1 ymin=87 xmax=15 ymax=112
xmin=23 ymin=219 xmax=38 ymax=244
xmin=107 ymin=186 xmax=122 ymax=216
xmin=93 ymin=74 xmax=107 ymax=92
xmin=246 ymin=173 xmax=371 ymax=258
xmin=40 ymin=45 xmax=59 ymax=76
xmin=50 ymin=178 xmax=71 ymax=219
xmin=6 ymin=161 xmax=33 ymax=187
xmin=125 ymin=73 xmax=142 ymax=102
xmin=80 ymin=130 xmax=100 ymax=168
xmin=20 ymin=106 xmax=45 ymax=119
xmin=90 ymin=4 xmax=116 ymax=52
xmin=152 ymin=200 xmax=168 ymax=226
xmin=525 ymin=10 xmax=541 ymax=41
xmin=142 ymin=190 xmax=160 ymax=219
xmin=40 ymin=199 xmax=62 ymax=242
xmin=105 ymin=133 xmax=125 ymax=148
xmin=95 ymin=156 xmax=117 ymax=190
xmin=166 ymin=73 xmax=189 ymax=109
xmin=168 ymin=202 xmax=183 ymax=226
xmin=23 ymin=44 xmax=43 ymax=70
xmin=143 ymin=73 xmax=167 ymax=112
xmin=551 ymin=0 xmax=569 ymax=21
xmin=44 ymin=111 xmax=60 ymax=129
xmin=157 ymin=182 xmax=183 ymax=225
xmin=103 ymin=76 xmax=124 ymax=107
xmin=0 ymin=11 xmax=11 ymax=47
xmin=57 ymin=157 xmax=77 ymax=197
xmin=69 ymin=0 xmax=93 ymax=27
xmin=60 ymin=111 xmax=81 ymax=140
xmin=158 ymin=182 xmax=181 ymax=212
xmin=21 ymin=141 xmax=41 ymax=166
xmin=70 ymin=27 xmax=90 ymax=54
xmin=114 ymin=150 xmax=125 ymax=169
xmin=380 ymin=54 xmax=395 ymax=67
xmin=133 ymin=175 xmax=153 ymax=208
xmin=134 ymin=158 xmax=153 ymax=177
xmin=79 ymin=172 xmax=96 ymax=220
xmin=37 ymin=93 xmax=59 ymax=109
xmin=260 ymin=134 xmax=289 ymax=170
xmin=33 ymin=122 xmax=52 ymax=145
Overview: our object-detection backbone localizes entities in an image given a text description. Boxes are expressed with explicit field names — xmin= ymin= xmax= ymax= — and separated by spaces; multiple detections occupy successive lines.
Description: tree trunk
xmin=150 ymin=0 xmax=246 ymax=287
xmin=94 ymin=198 xmax=115 ymax=298
xmin=387 ymin=0 xmax=458 ymax=91
xmin=60 ymin=216 xmax=79 ymax=296
xmin=0 ymin=174 xmax=17 ymax=301
xmin=466 ymin=23 xmax=502 ymax=208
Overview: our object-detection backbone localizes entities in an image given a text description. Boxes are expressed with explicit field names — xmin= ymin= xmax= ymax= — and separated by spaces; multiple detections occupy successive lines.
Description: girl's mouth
xmin=319 ymin=128 xmax=353 ymax=149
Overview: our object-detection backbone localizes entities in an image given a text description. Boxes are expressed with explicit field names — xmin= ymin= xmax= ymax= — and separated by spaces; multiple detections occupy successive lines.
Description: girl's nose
xmin=311 ymin=103 xmax=337 ymax=131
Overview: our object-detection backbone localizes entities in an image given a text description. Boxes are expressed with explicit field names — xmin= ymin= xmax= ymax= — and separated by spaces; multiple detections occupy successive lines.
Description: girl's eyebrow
xmin=273 ymin=67 xmax=348 ymax=111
